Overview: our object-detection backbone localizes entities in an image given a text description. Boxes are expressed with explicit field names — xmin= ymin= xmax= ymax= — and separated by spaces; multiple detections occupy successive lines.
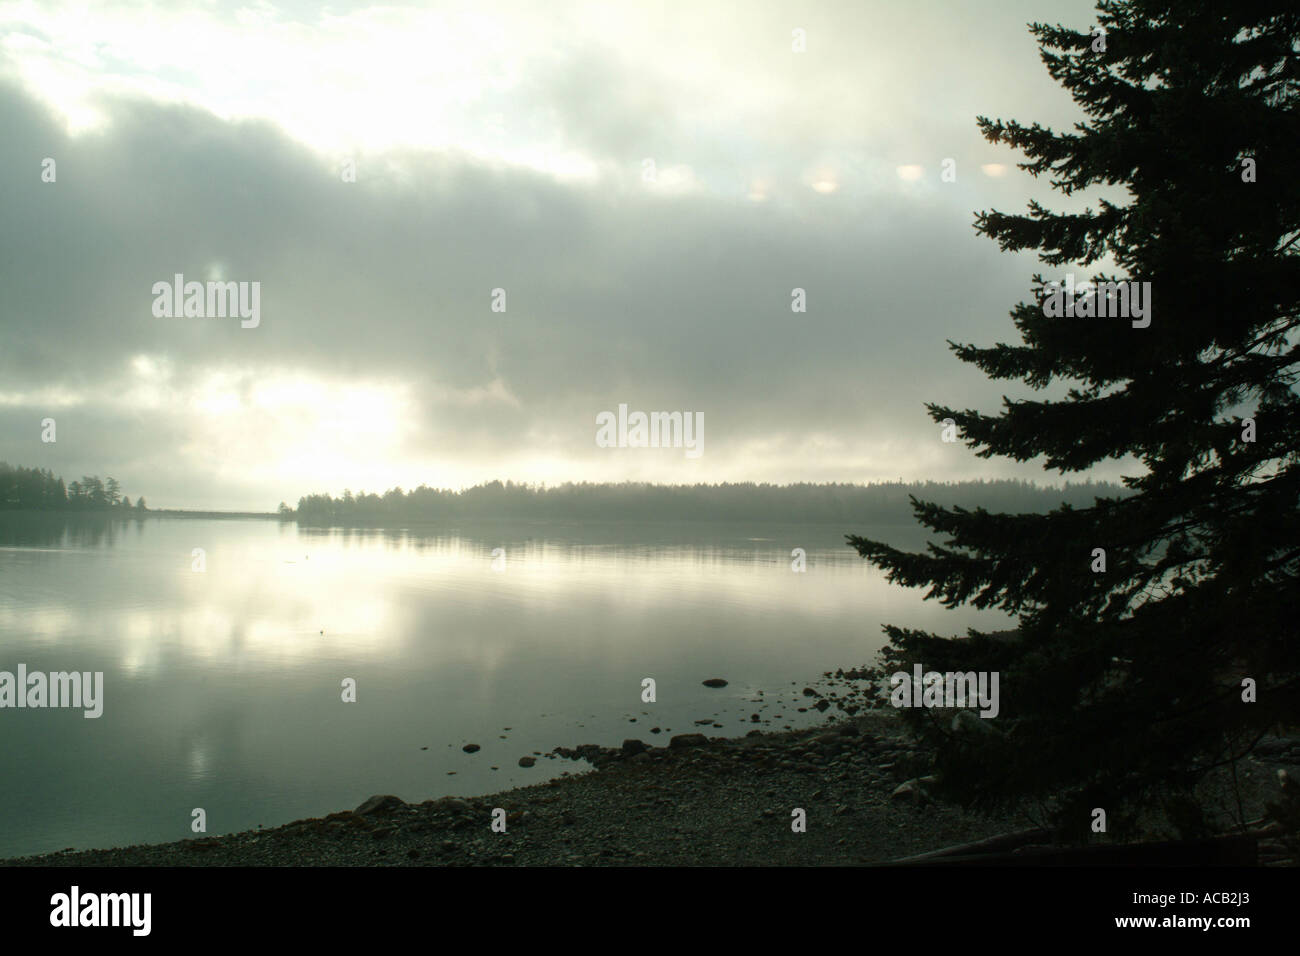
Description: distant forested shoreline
xmin=284 ymin=478 xmax=1130 ymax=526
xmin=1 ymin=464 xmax=1133 ymax=525
xmin=0 ymin=463 xmax=146 ymax=511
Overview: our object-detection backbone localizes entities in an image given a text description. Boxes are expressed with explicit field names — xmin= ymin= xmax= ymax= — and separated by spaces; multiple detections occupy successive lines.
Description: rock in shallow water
xmin=354 ymin=794 xmax=407 ymax=816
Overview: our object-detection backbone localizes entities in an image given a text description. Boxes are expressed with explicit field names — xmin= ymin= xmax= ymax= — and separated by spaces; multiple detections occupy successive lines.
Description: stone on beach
xmin=890 ymin=776 xmax=939 ymax=805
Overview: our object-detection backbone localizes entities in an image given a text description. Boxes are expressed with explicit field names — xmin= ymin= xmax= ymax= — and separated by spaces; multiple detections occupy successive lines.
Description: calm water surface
xmin=0 ymin=513 xmax=1009 ymax=858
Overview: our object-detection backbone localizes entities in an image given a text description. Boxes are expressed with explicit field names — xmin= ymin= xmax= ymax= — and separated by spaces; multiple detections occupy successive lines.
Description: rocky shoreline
xmin=6 ymin=709 xmax=1296 ymax=867
xmin=5 ymin=711 xmax=1027 ymax=866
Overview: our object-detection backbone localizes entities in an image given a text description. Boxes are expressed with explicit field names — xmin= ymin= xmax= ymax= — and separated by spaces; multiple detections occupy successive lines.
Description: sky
xmin=0 ymin=0 xmax=1127 ymax=511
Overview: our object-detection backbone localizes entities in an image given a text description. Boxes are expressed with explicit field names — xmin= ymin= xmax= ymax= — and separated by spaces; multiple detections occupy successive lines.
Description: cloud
xmin=0 ymin=0 xmax=1120 ymax=509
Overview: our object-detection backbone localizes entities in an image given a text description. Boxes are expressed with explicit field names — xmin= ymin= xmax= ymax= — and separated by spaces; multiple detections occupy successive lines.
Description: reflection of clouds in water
xmin=0 ymin=606 xmax=76 ymax=644
xmin=187 ymin=743 xmax=211 ymax=782
xmin=0 ymin=515 xmax=1014 ymax=858
xmin=4 ymin=518 xmax=1008 ymax=678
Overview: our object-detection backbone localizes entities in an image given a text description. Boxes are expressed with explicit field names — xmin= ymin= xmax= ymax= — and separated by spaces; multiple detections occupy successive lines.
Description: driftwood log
xmin=887 ymin=828 xmax=1264 ymax=866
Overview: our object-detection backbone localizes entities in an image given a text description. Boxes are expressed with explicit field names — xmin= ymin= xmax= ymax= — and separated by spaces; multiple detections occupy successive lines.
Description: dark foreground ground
xmin=6 ymin=711 xmax=1298 ymax=867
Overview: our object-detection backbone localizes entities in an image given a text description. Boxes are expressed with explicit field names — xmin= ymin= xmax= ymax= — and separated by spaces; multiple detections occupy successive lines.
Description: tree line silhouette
xmin=285 ymin=478 xmax=1127 ymax=526
xmin=0 ymin=463 xmax=146 ymax=511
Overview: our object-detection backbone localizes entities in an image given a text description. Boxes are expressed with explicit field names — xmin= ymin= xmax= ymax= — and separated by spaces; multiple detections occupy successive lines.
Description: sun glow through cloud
xmin=0 ymin=0 xmax=1125 ymax=510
